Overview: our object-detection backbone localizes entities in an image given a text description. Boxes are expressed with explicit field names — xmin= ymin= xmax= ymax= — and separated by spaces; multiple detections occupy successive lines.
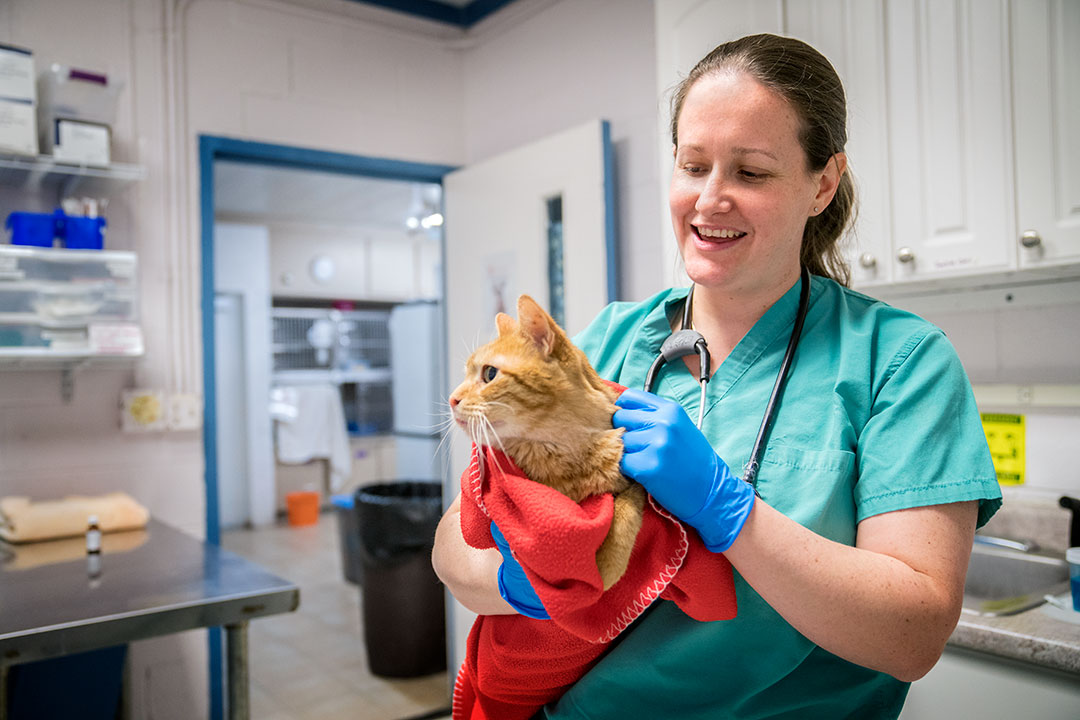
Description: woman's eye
xmin=481 ymin=365 xmax=498 ymax=383
xmin=739 ymin=169 xmax=766 ymax=180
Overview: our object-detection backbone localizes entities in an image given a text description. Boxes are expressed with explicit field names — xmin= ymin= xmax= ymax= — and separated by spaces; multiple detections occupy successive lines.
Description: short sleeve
xmin=855 ymin=329 xmax=1001 ymax=528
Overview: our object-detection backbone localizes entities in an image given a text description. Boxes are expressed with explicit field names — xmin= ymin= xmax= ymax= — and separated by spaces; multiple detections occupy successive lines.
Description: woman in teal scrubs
xmin=433 ymin=34 xmax=1001 ymax=719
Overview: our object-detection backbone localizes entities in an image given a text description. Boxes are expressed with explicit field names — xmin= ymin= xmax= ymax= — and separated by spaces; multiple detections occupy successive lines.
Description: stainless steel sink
xmin=962 ymin=540 xmax=1070 ymax=617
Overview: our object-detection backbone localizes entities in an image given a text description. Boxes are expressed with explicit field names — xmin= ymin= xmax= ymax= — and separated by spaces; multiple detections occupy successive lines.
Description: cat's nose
xmin=449 ymin=396 xmax=460 ymax=409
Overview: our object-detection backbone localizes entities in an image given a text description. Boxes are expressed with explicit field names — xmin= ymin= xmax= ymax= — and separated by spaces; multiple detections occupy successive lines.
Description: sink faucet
xmin=1060 ymin=495 xmax=1080 ymax=548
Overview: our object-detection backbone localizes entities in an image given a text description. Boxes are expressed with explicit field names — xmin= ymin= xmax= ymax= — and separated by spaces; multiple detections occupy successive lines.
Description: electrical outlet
xmin=168 ymin=393 xmax=203 ymax=431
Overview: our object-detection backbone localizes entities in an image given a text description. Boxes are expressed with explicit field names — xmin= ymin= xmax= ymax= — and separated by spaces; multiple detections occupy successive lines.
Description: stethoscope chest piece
xmin=643 ymin=266 xmax=812 ymax=487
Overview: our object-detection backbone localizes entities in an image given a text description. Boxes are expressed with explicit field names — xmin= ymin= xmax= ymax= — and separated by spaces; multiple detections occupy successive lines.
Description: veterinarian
xmin=434 ymin=33 xmax=1001 ymax=719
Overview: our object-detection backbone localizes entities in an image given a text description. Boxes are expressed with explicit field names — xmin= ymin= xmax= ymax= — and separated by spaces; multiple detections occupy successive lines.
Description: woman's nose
xmin=696 ymin=173 xmax=733 ymax=214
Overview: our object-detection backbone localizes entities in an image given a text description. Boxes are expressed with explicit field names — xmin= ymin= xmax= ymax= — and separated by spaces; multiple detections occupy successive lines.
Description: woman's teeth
xmin=697 ymin=227 xmax=746 ymax=239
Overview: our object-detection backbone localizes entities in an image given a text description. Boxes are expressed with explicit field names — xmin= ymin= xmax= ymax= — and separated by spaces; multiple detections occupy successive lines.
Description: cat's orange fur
xmin=449 ymin=295 xmax=645 ymax=591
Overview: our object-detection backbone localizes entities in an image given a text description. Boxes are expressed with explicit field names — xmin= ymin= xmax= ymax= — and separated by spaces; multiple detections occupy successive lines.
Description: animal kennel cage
xmin=271 ymin=307 xmax=394 ymax=434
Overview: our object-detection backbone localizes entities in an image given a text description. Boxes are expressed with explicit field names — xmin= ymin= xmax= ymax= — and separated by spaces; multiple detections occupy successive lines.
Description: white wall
xmin=461 ymin=0 xmax=663 ymax=300
xmin=1 ymin=1 xmax=472 ymax=717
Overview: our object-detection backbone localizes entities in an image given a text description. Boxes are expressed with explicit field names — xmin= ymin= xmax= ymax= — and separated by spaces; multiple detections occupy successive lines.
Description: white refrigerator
xmin=388 ymin=301 xmax=446 ymax=481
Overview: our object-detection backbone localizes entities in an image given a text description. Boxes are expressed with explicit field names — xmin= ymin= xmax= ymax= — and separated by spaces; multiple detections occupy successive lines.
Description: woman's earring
xmin=813 ymin=207 xmax=820 ymax=214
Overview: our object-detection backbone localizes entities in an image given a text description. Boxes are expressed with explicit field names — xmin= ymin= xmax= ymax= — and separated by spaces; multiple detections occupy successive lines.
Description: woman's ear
xmin=812 ymin=152 xmax=847 ymax=213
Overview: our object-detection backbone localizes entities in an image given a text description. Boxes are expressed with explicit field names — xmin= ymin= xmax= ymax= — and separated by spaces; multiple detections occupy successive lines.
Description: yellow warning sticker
xmin=981 ymin=413 xmax=1025 ymax=485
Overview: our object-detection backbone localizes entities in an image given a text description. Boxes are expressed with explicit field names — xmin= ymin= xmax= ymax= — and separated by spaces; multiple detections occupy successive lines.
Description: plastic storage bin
xmin=356 ymin=480 xmax=446 ymax=677
xmin=36 ymin=65 xmax=120 ymax=164
xmin=5 ymin=211 xmax=59 ymax=248
xmin=61 ymin=216 xmax=106 ymax=250
xmin=331 ymin=493 xmax=363 ymax=585
xmin=0 ymin=246 xmax=137 ymax=337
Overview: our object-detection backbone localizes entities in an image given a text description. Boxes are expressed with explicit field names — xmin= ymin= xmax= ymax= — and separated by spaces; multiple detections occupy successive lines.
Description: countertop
xmin=951 ymin=602 xmax=1080 ymax=675
xmin=957 ymin=491 xmax=1080 ymax=676
xmin=0 ymin=518 xmax=299 ymax=665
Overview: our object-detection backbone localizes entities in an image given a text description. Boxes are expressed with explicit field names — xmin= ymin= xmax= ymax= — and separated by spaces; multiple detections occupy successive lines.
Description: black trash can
xmin=356 ymin=480 xmax=447 ymax=678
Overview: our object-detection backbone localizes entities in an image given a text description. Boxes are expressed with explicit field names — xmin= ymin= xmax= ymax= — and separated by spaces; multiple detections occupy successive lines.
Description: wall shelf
xmin=0 ymin=348 xmax=143 ymax=402
xmin=0 ymin=154 xmax=146 ymax=199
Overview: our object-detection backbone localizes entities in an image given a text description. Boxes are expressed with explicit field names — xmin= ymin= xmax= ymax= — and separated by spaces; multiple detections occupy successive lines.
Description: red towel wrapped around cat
xmin=453 ymin=384 xmax=738 ymax=720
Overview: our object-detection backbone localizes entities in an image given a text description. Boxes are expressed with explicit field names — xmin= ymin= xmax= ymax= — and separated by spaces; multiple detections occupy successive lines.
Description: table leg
xmin=0 ymin=661 xmax=8 ymax=720
xmin=226 ymin=622 xmax=249 ymax=720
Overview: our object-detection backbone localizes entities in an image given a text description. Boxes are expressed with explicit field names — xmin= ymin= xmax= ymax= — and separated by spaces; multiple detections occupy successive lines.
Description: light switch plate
xmin=168 ymin=393 xmax=203 ymax=431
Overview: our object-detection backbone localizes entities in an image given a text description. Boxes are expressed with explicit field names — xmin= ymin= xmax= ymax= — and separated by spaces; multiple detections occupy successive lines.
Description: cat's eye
xmin=481 ymin=365 xmax=498 ymax=383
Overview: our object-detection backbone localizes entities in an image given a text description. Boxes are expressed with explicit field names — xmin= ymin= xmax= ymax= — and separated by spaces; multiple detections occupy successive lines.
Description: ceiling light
xmin=420 ymin=212 xmax=443 ymax=229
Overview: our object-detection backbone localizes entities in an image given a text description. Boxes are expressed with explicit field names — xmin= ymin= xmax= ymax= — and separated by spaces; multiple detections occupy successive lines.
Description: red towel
xmin=452 ymin=385 xmax=737 ymax=720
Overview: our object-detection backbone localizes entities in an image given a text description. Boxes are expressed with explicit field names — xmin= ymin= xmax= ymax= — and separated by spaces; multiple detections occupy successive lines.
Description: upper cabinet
xmin=1012 ymin=0 xmax=1080 ymax=269
xmin=880 ymin=0 xmax=1014 ymax=285
xmin=784 ymin=0 xmax=892 ymax=287
xmin=654 ymin=0 xmax=1080 ymax=293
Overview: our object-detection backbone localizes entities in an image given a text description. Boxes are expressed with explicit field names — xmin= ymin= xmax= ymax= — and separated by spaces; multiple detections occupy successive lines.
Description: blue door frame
xmin=198 ymin=127 xmax=617 ymax=719
xmin=198 ymin=135 xmax=455 ymax=720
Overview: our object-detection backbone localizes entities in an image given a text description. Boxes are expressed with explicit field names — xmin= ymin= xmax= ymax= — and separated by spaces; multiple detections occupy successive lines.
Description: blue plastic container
xmin=332 ymin=493 xmax=363 ymax=585
xmin=64 ymin=216 xmax=106 ymax=250
xmin=5 ymin=211 xmax=59 ymax=247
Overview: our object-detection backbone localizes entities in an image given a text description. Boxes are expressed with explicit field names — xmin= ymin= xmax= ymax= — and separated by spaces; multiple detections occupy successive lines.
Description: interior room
xmin=1 ymin=0 xmax=1078 ymax=719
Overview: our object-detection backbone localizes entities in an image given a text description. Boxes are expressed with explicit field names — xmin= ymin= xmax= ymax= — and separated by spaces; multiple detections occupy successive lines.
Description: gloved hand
xmin=613 ymin=388 xmax=755 ymax=553
xmin=490 ymin=521 xmax=550 ymax=619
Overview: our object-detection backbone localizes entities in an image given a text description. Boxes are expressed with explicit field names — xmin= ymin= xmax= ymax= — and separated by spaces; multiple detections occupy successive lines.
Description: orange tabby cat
xmin=449 ymin=294 xmax=645 ymax=590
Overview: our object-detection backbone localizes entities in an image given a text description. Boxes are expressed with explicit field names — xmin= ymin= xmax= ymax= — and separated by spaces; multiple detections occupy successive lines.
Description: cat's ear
xmin=516 ymin=294 xmax=558 ymax=356
xmin=495 ymin=312 xmax=516 ymax=338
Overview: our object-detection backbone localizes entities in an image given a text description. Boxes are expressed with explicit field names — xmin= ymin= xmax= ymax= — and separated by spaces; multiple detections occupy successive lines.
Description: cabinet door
xmin=885 ymin=0 xmax=1015 ymax=281
xmin=785 ymin=0 xmax=891 ymax=286
xmin=1013 ymin=0 xmax=1080 ymax=267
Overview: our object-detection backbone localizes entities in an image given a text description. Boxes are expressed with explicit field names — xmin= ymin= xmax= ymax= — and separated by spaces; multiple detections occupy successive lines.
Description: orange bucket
xmin=285 ymin=491 xmax=320 ymax=526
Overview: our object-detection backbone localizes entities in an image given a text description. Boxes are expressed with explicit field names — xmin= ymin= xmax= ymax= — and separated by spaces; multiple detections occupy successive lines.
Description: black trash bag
xmin=355 ymin=481 xmax=442 ymax=565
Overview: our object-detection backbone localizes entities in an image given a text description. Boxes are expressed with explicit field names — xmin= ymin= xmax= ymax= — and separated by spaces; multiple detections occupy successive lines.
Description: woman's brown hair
xmin=670 ymin=33 xmax=856 ymax=285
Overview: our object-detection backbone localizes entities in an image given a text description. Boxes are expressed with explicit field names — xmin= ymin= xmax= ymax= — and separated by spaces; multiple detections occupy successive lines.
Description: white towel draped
xmin=273 ymin=384 xmax=351 ymax=490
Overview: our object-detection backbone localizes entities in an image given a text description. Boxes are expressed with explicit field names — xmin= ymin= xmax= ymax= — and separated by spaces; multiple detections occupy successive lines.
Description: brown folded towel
xmin=0 ymin=492 xmax=150 ymax=544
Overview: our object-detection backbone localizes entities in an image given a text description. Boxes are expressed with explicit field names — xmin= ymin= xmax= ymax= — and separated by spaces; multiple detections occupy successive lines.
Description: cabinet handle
xmin=1020 ymin=230 xmax=1042 ymax=248
xmin=896 ymin=247 xmax=915 ymax=264
xmin=859 ymin=253 xmax=877 ymax=269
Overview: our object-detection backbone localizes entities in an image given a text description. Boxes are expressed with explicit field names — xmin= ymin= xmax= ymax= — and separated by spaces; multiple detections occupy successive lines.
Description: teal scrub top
xmin=542 ymin=275 xmax=1002 ymax=720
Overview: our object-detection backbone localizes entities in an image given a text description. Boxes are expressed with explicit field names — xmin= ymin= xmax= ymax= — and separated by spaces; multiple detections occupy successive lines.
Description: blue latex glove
xmin=613 ymin=388 xmax=755 ymax=553
xmin=490 ymin=521 xmax=550 ymax=619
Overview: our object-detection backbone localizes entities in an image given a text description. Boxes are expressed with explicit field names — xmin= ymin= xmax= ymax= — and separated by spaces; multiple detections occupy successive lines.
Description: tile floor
xmin=222 ymin=513 xmax=452 ymax=720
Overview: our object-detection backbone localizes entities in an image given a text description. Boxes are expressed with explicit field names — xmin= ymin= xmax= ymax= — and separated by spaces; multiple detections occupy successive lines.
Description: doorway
xmin=199 ymin=135 xmax=454 ymax=718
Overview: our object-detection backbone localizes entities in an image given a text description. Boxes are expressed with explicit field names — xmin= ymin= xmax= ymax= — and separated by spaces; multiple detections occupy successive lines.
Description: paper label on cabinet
xmin=981 ymin=413 xmax=1025 ymax=485
xmin=88 ymin=322 xmax=143 ymax=355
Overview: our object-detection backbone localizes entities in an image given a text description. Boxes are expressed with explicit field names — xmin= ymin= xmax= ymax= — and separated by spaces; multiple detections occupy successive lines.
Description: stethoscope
xmin=642 ymin=266 xmax=812 ymax=487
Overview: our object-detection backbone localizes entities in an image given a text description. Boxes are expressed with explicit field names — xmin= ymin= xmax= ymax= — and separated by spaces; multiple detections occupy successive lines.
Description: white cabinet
xmin=1012 ymin=0 xmax=1080 ymax=269
xmin=783 ymin=0 xmax=892 ymax=287
xmin=269 ymin=227 xmax=440 ymax=302
xmin=882 ymin=0 xmax=1015 ymax=284
xmin=655 ymin=0 xmax=1078 ymax=293
xmin=899 ymin=646 xmax=1080 ymax=719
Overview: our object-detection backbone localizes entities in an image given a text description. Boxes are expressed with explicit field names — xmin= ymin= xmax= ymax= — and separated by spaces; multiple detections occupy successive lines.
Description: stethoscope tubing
xmin=642 ymin=266 xmax=812 ymax=488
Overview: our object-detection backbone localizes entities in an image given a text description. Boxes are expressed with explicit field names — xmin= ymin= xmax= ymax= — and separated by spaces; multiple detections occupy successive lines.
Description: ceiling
xmin=345 ymin=0 xmax=521 ymax=28
xmin=214 ymin=161 xmax=441 ymax=230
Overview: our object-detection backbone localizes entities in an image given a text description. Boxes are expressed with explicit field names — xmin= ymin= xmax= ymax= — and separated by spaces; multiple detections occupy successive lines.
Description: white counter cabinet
xmin=899 ymin=646 xmax=1080 ymax=719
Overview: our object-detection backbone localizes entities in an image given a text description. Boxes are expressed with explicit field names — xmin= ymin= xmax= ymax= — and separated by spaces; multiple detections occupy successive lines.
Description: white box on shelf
xmin=47 ymin=118 xmax=110 ymax=166
xmin=0 ymin=98 xmax=38 ymax=157
xmin=0 ymin=44 xmax=36 ymax=102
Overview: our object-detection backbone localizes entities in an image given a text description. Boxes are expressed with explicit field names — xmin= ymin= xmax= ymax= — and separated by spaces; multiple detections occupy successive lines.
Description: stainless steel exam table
xmin=0 ymin=519 xmax=300 ymax=720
